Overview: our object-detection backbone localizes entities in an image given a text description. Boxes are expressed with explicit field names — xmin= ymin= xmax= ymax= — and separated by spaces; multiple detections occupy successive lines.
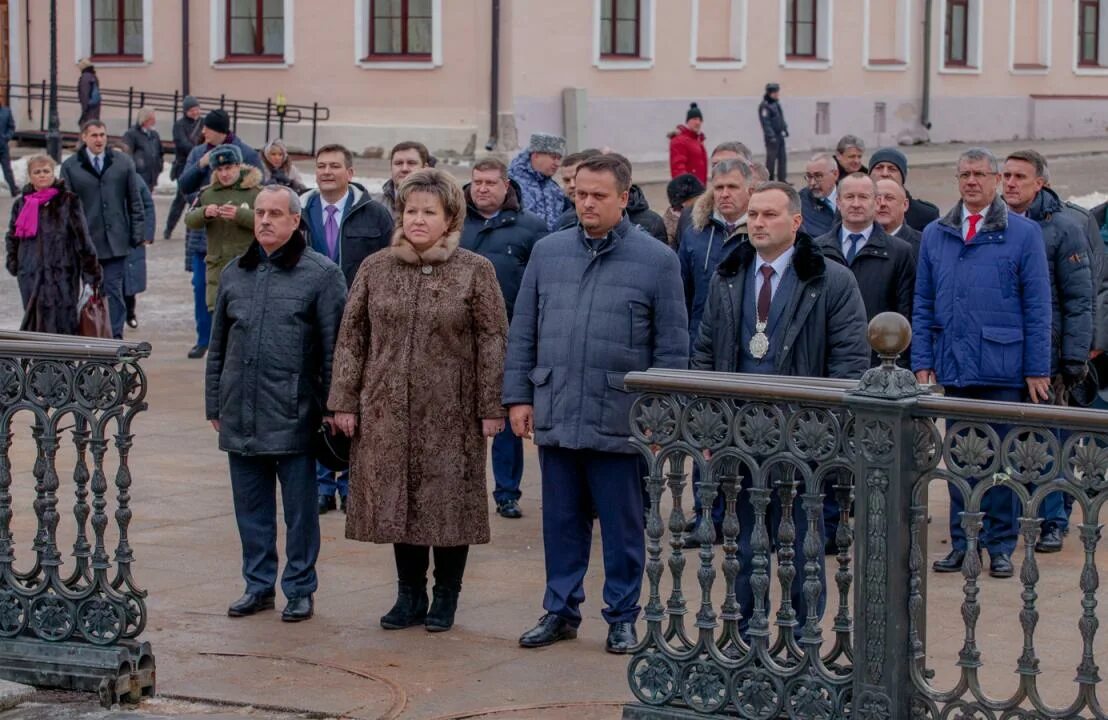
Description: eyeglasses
xmin=804 ymin=173 xmax=827 ymax=182
xmin=957 ymin=171 xmax=994 ymax=181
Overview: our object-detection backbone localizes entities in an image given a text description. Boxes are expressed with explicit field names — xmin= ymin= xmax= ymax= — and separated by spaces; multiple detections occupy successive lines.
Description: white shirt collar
xmin=888 ymin=224 xmax=903 ymax=237
xmin=756 ymin=244 xmax=796 ymax=277
xmin=826 ymin=188 xmax=838 ymax=207
xmin=840 ymin=224 xmax=874 ymax=242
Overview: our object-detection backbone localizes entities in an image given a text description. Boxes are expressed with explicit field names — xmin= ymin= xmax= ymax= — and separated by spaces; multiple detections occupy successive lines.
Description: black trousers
xmin=765 ymin=138 xmax=787 ymax=181
xmin=164 ymin=188 xmax=189 ymax=237
xmin=394 ymin=543 xmax=469 ymax=591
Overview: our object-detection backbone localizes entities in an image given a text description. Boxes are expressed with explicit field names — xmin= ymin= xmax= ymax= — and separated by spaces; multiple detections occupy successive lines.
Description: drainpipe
xmin=24 ymin=0 xmax=31 ymax=120
xmin=920 ymin=0 xmax=933 ymax=130
xmin=484 ymin=0 xmax=500 ymax=152
xmin=181 ymin=0 xmax=190 ymax=95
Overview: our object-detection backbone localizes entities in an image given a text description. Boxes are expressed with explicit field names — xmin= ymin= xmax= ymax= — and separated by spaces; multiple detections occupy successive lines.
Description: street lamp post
xmin=46 ymin=0 xmax=61 ymax=162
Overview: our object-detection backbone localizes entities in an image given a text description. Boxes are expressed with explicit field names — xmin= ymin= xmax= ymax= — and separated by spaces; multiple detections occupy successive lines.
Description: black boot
xmin=425 ymin=586 xmax=460 ymax=632
xmin=380 ymin=583 xmax=428 ymax=630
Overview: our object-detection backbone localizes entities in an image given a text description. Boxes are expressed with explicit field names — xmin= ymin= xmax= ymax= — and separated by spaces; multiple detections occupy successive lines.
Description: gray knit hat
xmin=869 ymin=147 xmax=909 ymax=181
xmin=183 ymin=95 xmax=200 ymax=112
xmin=528 ymin=132 xmax=566 ymax=157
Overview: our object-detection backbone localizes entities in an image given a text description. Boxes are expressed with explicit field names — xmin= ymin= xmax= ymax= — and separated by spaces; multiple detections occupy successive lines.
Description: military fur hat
xmin=209 ymin=144 xmax=243 ymax=168
xmin=528 ymin=132 xmax=567 ymax=157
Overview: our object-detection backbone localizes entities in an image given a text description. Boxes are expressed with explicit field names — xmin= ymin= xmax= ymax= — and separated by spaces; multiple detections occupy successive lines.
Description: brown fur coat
xmin=327 ymin=230 xmax=508 ymax=546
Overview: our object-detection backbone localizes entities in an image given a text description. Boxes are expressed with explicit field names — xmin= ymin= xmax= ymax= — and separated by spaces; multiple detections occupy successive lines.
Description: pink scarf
xmin=13 ymin=187 xmax=60 ymax=239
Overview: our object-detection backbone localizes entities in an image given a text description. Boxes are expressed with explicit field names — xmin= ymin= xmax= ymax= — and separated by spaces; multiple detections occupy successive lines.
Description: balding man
xmin=799 ymin=153 xmax=839 ymax=238
xmin=875 ymin=178 xmax=922 ymax=258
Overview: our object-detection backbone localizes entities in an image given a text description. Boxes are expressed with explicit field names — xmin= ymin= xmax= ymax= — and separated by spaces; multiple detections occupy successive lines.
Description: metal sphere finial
xmin=868 ymin=312 xmax=912 ymax=359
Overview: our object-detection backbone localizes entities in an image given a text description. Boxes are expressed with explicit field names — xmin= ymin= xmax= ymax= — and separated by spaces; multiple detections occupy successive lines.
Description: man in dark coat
xmin=122 ymin=108 xmax=164 ymax=190
xmin=77 ymin=59 xmax=100 ymax=126
xmin=60 ymin=120 xmax=145 ymax=339
xmin=1003 ymin=150 xmax=1093 ymax=555
xmin=913 ymin=148 xmax=1052 ymax=580
xmin=758 ymin=83 xmax=788 ymax=181
xmin=0 ymin=100 xmax=18 ymax=198
xmin=691 ymin=181 xmax=868 ymax=636
xmin=177 ymin=109 xmax=263 ymax=196
xmin=504 ymin=155 xmax=688 ymax=654
xmin=164 ymin=96 xmax=204 ymax=239
xmin=834 ymin=135 xmax=868 ymax=177
xmin=875 ymin=177 xmax=922 ymax=258
xmin=299 ymin=143 xmax=394 ymax=514
xmin=799 ymin=153 xmax=839 ymax=238
xmin=462 ymin=158 xmax=548 ymax=521
xmin=556 ymin=153 xmax=667 ymax=244
xmin=206 ymin=185 xmax=347 ymax=623
xmin=868 ymin=147 xmax=940 ymax=232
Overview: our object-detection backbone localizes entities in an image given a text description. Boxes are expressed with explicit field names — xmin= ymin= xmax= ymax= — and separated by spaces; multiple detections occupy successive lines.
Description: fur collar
xmin=717 ymin=233 xmax=825 ymax=281
xmin=690 ymin=190 xmax=746 ymax=234
xmin=390 ymin=230 xmax=461 ymax=266
xmin=209 ymin=165 xmax=263 ymax=192
xmin=238 ymin=228 xmax=307 ymax=270
xmin=938 ymin=194 xmax=1009 ymax=234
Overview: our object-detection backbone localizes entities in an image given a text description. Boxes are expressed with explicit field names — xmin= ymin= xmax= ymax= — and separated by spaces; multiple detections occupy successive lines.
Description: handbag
xmin=78 ymin=289 xmax=112 ymax=338
xmin=312 ymin=423 xmax=351 ymax=473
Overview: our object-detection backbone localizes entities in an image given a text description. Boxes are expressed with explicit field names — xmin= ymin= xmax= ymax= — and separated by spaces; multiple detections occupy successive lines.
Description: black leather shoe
xmin=380 ymin=584 xmax=428 ymax=630
xmin=282 ymin=595 xmax=314 ymax=622
xmin=1035 ymin=526 xmax=1064 ymax=553
xmin=605 ymin=621 xmax=638 ymax=654
xmin=425 ymin=586 xmax=460 ymax=633
xmin=932 ymin=549 xmax=967 ymax=573
xmin=126 ymin=316 xmax=138 ymax=329
xmin=519 ymin=613 xmax=578 ymax=648
xmin=989 ymin=553 xmax=1014 ymax=579
xmin=318 ymin=495 xmax=336 ymax=515
xmin=227 ymin=591 xmax=275 ymax=617
xmin=339 ymin=495 xmax=347 ymax=513
xmin=496 ymin=500 xmax=523 ymax=519
xmin=187 ymin=344 xmax=208 ymax=359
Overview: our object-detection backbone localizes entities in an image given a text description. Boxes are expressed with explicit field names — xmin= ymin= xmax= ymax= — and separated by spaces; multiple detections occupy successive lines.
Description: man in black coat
xmin=875 ymin=177 xmax=922 ymax=258
xmin=122 ymin=108 xmax=164 ymax=191
xmin=0 ymin=100 xmax=17 ymax=198
xmin=799 ymin=153 xmax=839 ymax=238
xmin=555 ymin=153 xmax=668 ymax=244
xmin=461 ymin=158 xmax=548 ymax=520
xmin=60 ymin=120 xmax=145 ymax=339
xmin=868 ymin=147 xmax=940 ymax=232
xmin=164 ymin=96 xmax=204 ymax=239
xmin=758 ymin=83 xmax=788 ymax=181
xmin=692 ymin=181 xmax=868 ymax=636
xmin=206 ymin=185 xmax=347 ymax=623
xmin=77 ymin=59 xmax=100 ymax=125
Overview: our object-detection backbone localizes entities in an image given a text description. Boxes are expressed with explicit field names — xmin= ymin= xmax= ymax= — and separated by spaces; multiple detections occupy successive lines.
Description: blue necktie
xmin=845 ymin=233 xmax=863 ymax=264
xmin=94 ymin=155 xmax=102 ymax=174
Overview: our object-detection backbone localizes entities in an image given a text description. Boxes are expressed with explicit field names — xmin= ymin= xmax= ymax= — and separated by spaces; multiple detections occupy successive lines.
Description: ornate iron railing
xmin=620 ymin=314 xmax=1108 ymax=720
xmin=0 ymin=331 xmax=154 ymax=706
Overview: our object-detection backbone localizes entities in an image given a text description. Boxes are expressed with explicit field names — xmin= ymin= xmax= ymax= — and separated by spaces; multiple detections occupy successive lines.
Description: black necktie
xmin=846 ymin=233 xmax=863 ymax=264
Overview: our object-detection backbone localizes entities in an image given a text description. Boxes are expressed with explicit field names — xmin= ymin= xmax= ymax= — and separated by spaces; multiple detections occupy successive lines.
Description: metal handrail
xmin=0 ymin=332 xmax=150 ymax=361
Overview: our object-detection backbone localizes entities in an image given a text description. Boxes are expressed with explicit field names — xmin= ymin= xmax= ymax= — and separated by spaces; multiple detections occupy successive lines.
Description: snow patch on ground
xmin=1069 ymin=192 xmax=1108 ymax=210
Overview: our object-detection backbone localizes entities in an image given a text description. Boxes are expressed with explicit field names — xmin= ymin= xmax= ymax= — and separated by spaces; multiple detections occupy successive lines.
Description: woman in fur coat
xmin=328 ymin=168 xmax=508 ymax=634
xmin=5 ymin=154 xmax=102 ymax=334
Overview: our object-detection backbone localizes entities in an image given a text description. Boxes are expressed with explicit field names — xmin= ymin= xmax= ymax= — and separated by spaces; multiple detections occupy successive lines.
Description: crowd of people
xmin=5 ymin=86 xmax=1106 ymax=655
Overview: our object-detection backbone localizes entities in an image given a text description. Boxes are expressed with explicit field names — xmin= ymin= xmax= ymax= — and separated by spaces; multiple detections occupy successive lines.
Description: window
xmin=786 ymin=0 xmax=817 ymax=57
xmin=945 ymin=0 xmax=969 ymax=65
xmin=226 ymin=0 xmax=284 ymax=58
xmin=368 ymin=0 xmax=432 ymax=58
xmin=1080 ymin=0 xmax=1100 ymax=64
xmin=1009 ymin=0 xmax=1051 ymax=74
xmin=863 ymin=0 xmax=911 ymax=70
xmin=601 ymin=0 xmax=641 ymax=57
xmin=90 ymin=0 xmax=143 ymax=58
xmin=690 ymin=0 xmax=748 ymax=69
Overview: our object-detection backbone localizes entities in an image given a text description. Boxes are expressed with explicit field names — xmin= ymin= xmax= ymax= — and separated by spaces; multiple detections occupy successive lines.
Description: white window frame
xmin=862 ymin=0 xmax=911 ymax=71
xmin=209 ymin=0 xmax=295 ymax=70
xmin=354 ymin=0 xmax=443 ymax=70
xmin=593 ymin=0 xmax=656 ymax=71
xmin=1073 ymin=0 xmax=1108 ymax=75
xmin=778 ymin=0 xmax=833 ymax=70
xmin=74 ymin=0 xmax=154 ymax=67
xmin=689 ymin=0 xmax=748 ymax=70
xmin=938 ymin=0 xmax=983 ymax=74
xmin=1009 ymin=0 xmax=1051 ymax=74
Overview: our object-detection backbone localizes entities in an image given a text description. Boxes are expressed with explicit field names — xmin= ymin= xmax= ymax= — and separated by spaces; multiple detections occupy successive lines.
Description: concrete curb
xmin=0 ymin=680 xmax=35 ymax=712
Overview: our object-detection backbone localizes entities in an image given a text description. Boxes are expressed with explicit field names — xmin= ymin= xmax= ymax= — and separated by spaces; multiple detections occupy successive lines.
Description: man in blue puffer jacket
xmin=508 ymin=133 xmax=567 ymax=232
xmin=912 ymin=147 xmax=1052 ymax=580
xmin=503 ymin=155 xmax=687 ymax=654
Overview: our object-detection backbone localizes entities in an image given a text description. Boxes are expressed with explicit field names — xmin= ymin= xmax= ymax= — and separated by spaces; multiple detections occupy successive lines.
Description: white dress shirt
xmin=840 ymin=224 xmax=874 ymax=256
xmin=753 ymin=245 xmax=797 ymax=305
xmin=86 ymin=149 xmax=105 ymax=170
xmin=961 ymin=203 xmax=988 ymax=241
xmin=321 ymin=189 xmax=351 ymax=229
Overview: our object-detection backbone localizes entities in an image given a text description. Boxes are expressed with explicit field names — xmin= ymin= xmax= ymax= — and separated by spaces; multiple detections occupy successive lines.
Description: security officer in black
xmin=758 ymin=83 xmax=788 ymax=181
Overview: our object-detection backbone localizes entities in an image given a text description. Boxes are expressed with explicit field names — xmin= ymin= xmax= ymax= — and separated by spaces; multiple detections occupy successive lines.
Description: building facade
xmin=8 ymin=0 xmax=1108 ymax=160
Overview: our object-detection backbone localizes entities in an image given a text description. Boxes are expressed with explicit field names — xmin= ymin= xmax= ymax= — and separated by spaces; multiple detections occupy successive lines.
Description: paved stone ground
xmin=0 ymin=142 xmax=1105 ymax=718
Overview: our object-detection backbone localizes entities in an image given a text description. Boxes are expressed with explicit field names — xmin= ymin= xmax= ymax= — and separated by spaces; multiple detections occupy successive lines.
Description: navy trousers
xmin=538 ymin=447 xmax=645 ymax=627
xmin=944 ymin=386 xmax=1022 ymax=555
xmin=99 ymin=256 xmax=127 ymax=339
xmin=316 ymin=461 xmax=348 ymax=499
xmin=0 ymin=144 xmax=17 ymax=197
xmin=228 ymin=452 xmax=320 ymax=599
xmin=491 ymin=425 xmax=524 ymax=505
xmin=735 ymin=471 xmax=826 ymax=636
xmin=191 ymin=253 xmax=212 ymax=347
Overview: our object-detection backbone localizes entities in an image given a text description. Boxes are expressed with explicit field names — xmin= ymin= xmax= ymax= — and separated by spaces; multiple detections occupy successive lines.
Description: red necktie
xmin=757 ymin=265 xmax=775 ymax=322
xmin=965 ymin=213 xmax=982 ymax=244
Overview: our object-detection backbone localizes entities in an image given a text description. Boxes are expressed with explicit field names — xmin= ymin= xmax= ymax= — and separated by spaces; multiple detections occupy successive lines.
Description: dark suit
xmin=893 ymin=223 xmax=922 ymax=260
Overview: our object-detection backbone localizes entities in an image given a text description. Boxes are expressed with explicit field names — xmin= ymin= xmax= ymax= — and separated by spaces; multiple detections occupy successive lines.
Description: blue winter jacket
xmin=502 ymin=217 xmax=689 ymax=454
xmin=677 ymin=190 xmax=746 ymax=351
xmin=911 ymin=195 xmax=1052 ymax=388
xmin=177 ymin=134 xmax=263 ymax=196
xmin=508 ymin=151 xmax=567 ymax=232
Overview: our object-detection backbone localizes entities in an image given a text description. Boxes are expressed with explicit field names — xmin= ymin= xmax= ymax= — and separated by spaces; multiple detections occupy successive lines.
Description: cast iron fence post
xmin=844 ymin=313 xmax=926 ymax=719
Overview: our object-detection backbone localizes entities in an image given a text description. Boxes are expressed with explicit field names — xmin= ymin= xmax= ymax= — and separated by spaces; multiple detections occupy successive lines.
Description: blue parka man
xmin=461 ymin=159 xmax=548 ymax=520
xmin=691 ymin=182 xmax=869 ymax=636
xmin=913 ymin=148 xmax=1052 ymax=580
xmin=1003 ymin=151 xmax=1093 ymax=555
xmin=503 ymin=155 xmax=688 ymax=654
xmin=206 ymin=186 xmax=347 ymax=623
